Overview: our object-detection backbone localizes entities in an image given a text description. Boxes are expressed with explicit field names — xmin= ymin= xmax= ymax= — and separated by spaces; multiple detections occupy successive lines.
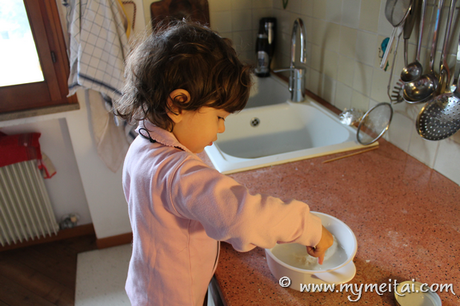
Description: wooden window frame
xmin=0 ymin=0 xmax=78 ymax=115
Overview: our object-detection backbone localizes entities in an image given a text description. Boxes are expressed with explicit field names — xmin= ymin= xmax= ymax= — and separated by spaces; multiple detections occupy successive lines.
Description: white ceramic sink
xmin=205 ymin=75 xmax=375 ymax=174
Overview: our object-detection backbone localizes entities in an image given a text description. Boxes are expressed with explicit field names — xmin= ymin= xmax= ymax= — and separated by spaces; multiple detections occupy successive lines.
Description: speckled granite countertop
xmin=199 ymin=137 xmax=460 ymax=305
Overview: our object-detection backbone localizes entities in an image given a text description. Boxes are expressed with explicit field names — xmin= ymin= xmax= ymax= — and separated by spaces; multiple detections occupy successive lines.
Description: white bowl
xmin=395 ymin=281 xmax=442 ymax=306
xmin=265 ymin=212 xmax=358 ymax=291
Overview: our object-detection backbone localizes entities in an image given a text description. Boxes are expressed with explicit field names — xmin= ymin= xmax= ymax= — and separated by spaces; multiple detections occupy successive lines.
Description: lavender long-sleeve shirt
xmin=122 ymin=120 xmax=322 ymax=306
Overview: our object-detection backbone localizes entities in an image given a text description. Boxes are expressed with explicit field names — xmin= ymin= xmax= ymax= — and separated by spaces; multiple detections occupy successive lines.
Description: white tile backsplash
xmin=359 ymin=0 xmax=380 ymax=33
xmin=231 ymin=10 xmax=252 ymax=31
xmin=341 ymin=0 xmax=361 ymax=28
xmin=353 ymin=62 xmax=374 ymax=96
xmin=210 ymin=11 xmax=232 ymax=33
xmin=207 ymin=0 xmax=460 ymax=186
xmin=334 ymin=82 xmax=353 ymax=110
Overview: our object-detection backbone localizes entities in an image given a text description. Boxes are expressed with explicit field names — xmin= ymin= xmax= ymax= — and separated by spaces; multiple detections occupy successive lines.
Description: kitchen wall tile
xmin=253 ymin=0 xmax=273 ymax=9
xmin=312 ymin=0 xmax=327 ymax=20
xmin=274 ymin=9 xmax=292 ymax=34
xmin=351 ymin=89 xmax=370 ymax=111
xmin=325 ymin=0 xmax=343 ymax=24
xmin=208 ymin=0 xmax=231 ymax=11
xmin=377 ymin=0 xmax=394 ymax=36
xmin=353 ymin=61 xmax=374 ymax=96
xmin=434 ymin=138 xmax=460 ymax=186
xmin=310 ymin=44 xmax=322 ymax=72
xmin=309 ymin=20 xmax=333 ymax=50
xmin=210 ymin=11 xmax=232 ymax=33
xmin=318 ymin=73 xmax=337 ymax=104
xmin=408 ymin=130 xmax=440 ymax=168
xmin=386 ymin=111 xmax=413 ymax=153
xmin=273 ymin=0 xmax=283 ymax=10
xmin=232 ymin=0 xmax=252 ymax=11
xmin=232 ymin=10 xmax=253 ymax=31
xmin=339 ymin=26 xmax=358 ymax=59
xmin=324 ymin=49 xmax=339 ymax=79
xmin=337 ymin=55 xmax=355 ymax=87
xmin=342 ymin=0 xmax=361 ymax=28
xmin=304 ymin=16 xmax=314 ymax=44
xmin=300 ymin=0 xmax=314 ymax=17
xmin=232 ymin=30 xmax=254 ymax=52
xmin=359 ymin=0 xmax=380 ymax=33
xmin=356 ymin=31 xmax=378 ymax=66
xmin=310 ymin=19 xmax=326 ymax=46
xmin=286 ymin=0 xmax=301 ymax=13
xmin=370 ymin=67 xmax=389 ymax=102
xmin=275 ymin=29 xmax=291 ymax=61
xmin=334 ymin=82 xmax=353 ymax=110
xmin=308 ymin=68 xmax=321 ymax=96
xmin=324 ymin=22 xmax=341 ymax=52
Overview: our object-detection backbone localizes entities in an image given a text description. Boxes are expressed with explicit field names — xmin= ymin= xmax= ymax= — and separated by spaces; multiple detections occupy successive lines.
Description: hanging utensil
xmin=391 ymin=79 xmax=405 ymax=104
xmin=380 ymin=0 xmax=413 ymax=69
xmin=416 ymin=78 xmax=460 ymax=140
xmin=437 ymin=0 xmax=456 ymax=94
xmin=416 ymin=0 xmax=460 ymax=140
xmin=402 ymin=0 xmax=418 ymax=66
xmin=387 ymin=26 xmax=404 ymax=102
xmin=357 ymin=103 xmax=394 ymax=145
xmin=401 ymin=0 xmax=426 ymax=82
xmin=403 ymin=0 xmax=444 ymax=104
xmin=389 ymin=1 xmax=418 ymax=103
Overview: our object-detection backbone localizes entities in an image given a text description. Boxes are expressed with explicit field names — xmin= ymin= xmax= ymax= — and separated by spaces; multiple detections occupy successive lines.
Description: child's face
xmin=172 ymin=107 xmax=230 ymax=153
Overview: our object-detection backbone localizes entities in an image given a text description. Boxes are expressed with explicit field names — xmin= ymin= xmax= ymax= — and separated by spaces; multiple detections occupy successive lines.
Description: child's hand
xmin=306 ymin=226 xmax=334 ymax=265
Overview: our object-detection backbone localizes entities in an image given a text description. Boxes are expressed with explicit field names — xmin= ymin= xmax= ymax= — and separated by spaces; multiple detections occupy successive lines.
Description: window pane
xmin=0 ymin=0 xmax=44 ymax=87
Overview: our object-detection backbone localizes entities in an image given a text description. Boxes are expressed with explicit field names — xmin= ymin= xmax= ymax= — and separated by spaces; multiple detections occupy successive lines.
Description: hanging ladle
xmin=400 ymin=0 xmax=426 ymax=82
xmin=416 ymin=0 xmax=460 ymax=140
xmin=403 ymin=0 xmax=444 ymax=104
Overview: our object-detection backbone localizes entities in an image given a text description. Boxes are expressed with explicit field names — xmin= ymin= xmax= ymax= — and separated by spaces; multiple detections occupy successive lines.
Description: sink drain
xmin=250 ymin=117 xmax=260 ymax=127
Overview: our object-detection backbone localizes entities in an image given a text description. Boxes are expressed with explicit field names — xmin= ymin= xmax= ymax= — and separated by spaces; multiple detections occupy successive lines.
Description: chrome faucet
xmin=274 ymin=18 xmax=307 ymax=102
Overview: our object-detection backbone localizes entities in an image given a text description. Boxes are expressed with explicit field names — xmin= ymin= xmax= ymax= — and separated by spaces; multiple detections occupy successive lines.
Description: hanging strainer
xmin=380 ymin=0 xmax=413 ymax=69
xmin=385 ymin=0 xmax=413 ymax=26
xmin=357 ymin=103 xmax=394 ymax=145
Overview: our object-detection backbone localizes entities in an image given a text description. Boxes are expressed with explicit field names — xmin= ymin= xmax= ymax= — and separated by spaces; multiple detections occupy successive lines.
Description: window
xmin=0 ymin=0 xmax=77 ymax=114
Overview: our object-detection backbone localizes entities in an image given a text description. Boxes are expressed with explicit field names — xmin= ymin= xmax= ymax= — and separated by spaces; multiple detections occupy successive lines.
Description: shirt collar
xmin=137 ymin=120 xmax=192 ymax=154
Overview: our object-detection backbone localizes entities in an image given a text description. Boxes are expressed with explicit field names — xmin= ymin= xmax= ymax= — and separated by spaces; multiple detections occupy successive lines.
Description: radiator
xmin=0 ymin=160 xmax=59 ymax=246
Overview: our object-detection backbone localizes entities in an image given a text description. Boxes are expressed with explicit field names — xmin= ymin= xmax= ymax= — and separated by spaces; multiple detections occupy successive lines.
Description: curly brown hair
xmin=116 ymin=19 xmax=252 ymax=131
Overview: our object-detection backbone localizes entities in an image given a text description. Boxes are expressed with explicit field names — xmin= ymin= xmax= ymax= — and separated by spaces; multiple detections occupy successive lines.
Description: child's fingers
xmin=317 ymin=254 xmax=324 ymax=265
xmin=306 ymin=246 xmax=327 ymax=265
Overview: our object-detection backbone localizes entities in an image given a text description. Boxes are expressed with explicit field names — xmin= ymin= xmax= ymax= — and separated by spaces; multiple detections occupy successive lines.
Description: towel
xmin=0 ymin=132 xmax=56 ymax=179
xmin=0 ymin=132 xmax=42 ymax=168
xmin=87 ymin=89 xmax=132 ymax=173
xmin=65 ymin=0 xmax=134 ymax=172
xmin=67 ymin=0 xmax=129 ymax=99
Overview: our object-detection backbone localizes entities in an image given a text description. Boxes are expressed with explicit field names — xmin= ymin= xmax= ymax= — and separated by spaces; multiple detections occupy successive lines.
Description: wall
xmin=207 ymin=0 xmax=460 ymax=186
xmin=0 ymin=118 xmax=91 ymax=226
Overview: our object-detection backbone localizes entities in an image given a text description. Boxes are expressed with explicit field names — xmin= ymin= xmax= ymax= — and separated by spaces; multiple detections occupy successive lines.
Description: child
xmin=116 ymin=20 xmax=333 ymax=306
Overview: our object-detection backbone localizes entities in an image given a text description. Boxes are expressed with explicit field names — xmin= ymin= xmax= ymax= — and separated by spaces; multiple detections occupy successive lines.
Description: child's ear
xmin=167 ymin=89 xmax=191 ymax=123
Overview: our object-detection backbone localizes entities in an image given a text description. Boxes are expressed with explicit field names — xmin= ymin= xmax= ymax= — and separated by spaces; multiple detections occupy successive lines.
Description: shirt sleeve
xmin=166 ymin=155 xmax=322 ymax=252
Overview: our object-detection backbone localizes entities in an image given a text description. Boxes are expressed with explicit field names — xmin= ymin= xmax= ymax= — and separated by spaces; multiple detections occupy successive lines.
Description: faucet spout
xmin=290 ymin=18 xmax=307 ymax=68
xmin=274 ymin=18 xmax=307 ymax=102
